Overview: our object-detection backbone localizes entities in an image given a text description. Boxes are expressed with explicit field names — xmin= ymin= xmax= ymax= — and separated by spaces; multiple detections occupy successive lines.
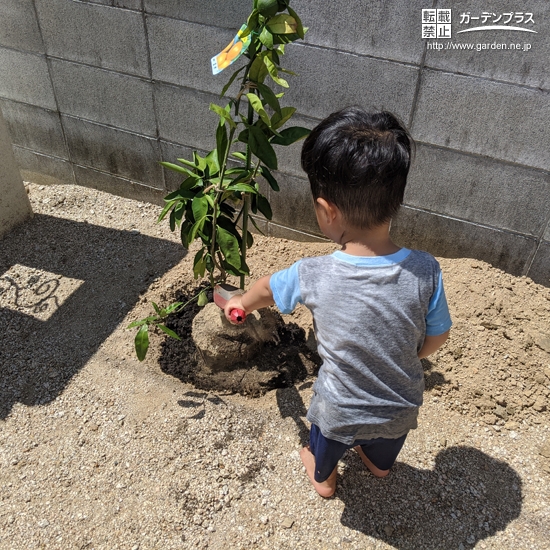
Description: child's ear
xmin=315 ymin=198 xmax=339 ymax=223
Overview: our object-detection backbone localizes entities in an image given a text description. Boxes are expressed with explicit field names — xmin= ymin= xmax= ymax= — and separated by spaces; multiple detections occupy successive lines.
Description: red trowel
xmin=213 ymin=283 xmax=247 ymax=324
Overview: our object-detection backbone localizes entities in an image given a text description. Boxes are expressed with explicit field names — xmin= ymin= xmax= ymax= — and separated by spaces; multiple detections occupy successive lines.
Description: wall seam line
xmin=29 ymin=0 xmax=77 ymax=187
xmin=400 ymin=205 xmax=541 ymax=241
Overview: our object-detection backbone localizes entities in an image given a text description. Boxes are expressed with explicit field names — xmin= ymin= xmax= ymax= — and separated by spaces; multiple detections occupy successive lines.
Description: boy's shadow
xmin=338 ymin=445 xmax=522 ymax=549
xmin=276 ymin=383 xmax=311 ymax=447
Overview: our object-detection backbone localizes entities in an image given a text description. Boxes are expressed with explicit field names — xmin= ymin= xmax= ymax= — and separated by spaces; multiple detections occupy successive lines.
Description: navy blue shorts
xmin=309 ymin=423 xmax=407 ymax=482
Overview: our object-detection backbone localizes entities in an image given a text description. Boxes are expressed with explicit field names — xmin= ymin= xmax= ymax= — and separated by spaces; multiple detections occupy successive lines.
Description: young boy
xmin=224 ymin=107 xmax=452 ymax=498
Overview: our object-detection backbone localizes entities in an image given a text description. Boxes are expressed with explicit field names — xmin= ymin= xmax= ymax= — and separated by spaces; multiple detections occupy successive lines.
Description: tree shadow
xmin=0 ymin=213 xmax=183 ymax=419
xmin=337 ymin=446 xmax=522 ymax=549
xmin=422 ymin=358 xmax=451 ymax=390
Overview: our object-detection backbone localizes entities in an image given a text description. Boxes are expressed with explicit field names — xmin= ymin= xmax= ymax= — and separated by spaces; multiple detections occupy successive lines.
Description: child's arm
xmin=223 ymin=275 xmax=275 ymax=322
xmin=418 ymin=330 xmax=450 ymax=359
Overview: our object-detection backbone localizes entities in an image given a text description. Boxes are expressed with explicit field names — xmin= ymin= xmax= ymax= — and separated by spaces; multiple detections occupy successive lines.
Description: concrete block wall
xmin=0 ymin=0 xmax=548 ymax=285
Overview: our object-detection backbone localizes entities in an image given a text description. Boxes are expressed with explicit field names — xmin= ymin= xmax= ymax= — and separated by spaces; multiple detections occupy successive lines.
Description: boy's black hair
xmin=301 ymin=107 xmax=414 ymax=229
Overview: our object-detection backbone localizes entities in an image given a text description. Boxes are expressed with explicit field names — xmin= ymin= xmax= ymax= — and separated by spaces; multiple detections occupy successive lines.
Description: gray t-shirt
xmin=269 ymin=248 xmax=452 ymax=444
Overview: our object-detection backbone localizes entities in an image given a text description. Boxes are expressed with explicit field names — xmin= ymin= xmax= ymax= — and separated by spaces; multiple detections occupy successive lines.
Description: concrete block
xmin=13 ymin=147 xmax=75 ymax=186
xmin=50 ymin=60 xmax=156 ymax=136
xmin=0 ymin=49 xmax=56 ymax=110
xmin=62 ymin=116 xmax=163 ymax=188
xmin=35 ymin=0 xmax=149 ymax=77
xmin=0 ymin=99 xmax=68 ymax=160
xmin=406 ymin=144 xmax=550 ymax=236
xmin=268 ymin=172 xmax=318 ymax=235
xmin=293 ymin=0 xmax=425 ymax=65
xmin=424 ymin=0 xmax=549 ymax=90
xmin=268 ymin=222 xmax=327 ymax=243
xmin=390 ymin=206 xmax=537 ymax=276
xmin=0 ymin=107 xmax=33 ymax=238
xmin=0 ymin=0 xmax=44 ymax=53
xmin=155 ymin=83 xmax=219 ymax=150
xmin=527 ymin=241 xmax=550 ymax=286
xmin=411 ymin=70 xmax=550 ymax=171
xmin=283 ymin=44 xmax=418 ymax=124
xmin=82 ymin=0 xmax=142 ymax=10
xmin=74 ymin=165 xmax=165 ymax=206
xmin=544 ymin=221 xmax=550 ymax=242
xmin=144 ymin=0 xmax=250 ymax=29
xmin=148 ymin=16 xmax=237 ymax=93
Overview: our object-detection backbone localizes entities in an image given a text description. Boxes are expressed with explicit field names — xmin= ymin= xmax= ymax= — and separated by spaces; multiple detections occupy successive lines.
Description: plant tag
xmin=211 ymin=24 xmax=252 ymax=75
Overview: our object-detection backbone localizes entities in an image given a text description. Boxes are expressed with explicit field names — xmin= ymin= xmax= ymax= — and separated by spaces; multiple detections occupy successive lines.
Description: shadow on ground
xmin=0 ymin=214 xmax=183 ymax=419
xmin=337 ymin=445 xmax=522 ymax=549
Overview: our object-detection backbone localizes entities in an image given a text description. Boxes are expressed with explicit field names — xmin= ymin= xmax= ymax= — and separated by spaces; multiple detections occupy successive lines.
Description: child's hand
xmin=224 ymin=295 xmax=246 ymax=324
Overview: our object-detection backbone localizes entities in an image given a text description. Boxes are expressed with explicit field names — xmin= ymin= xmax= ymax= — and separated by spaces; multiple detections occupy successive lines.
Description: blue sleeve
xmin=425 ymin=271 xmax=452 ymax=336
xmin=269 ymin=261 xmax=303 ymax=314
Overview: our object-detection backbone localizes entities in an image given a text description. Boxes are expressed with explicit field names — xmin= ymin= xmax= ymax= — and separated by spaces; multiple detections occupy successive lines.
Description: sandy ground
xmin=0 ymin=183 xmax=549 ymax=550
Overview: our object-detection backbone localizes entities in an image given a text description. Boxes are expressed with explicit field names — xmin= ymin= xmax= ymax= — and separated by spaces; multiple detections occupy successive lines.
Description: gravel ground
xmin=1 ymin=183 xmax=549 ymax=550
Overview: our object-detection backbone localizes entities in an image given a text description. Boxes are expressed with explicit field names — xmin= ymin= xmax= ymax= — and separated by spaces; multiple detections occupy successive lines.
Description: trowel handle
xmin=229 ymin=308 xmax=246 ymax=324
xmin=213 ymin=284 xmax=247 ymax=324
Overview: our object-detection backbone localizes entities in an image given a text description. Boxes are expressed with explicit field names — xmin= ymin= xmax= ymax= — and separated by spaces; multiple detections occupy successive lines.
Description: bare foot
xmin=354 ymin=446 xmax=390 ymax=478
xmin=300 ymin=446 xmax=337 ymax=498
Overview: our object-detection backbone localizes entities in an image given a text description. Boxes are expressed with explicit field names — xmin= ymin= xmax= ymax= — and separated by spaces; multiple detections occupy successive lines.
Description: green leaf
xmin=249 ymin=55 xmax=269 ymax=83
xmin=260 ymin=165 xmax=279 ymax=191
xmin=256 ymin=83 xmax=282 ymax=114
xmin=193 ymin=249 xmax=207 ymax=279
xmin=225 ymin=166 xmax=250 ymax=176
xmin=176 ymin=157 xmax=196 ymax=169
xmin=188 ymin=216 xmax=206 ymax=245
xmin=197 ymin=290 xmax=209 ymax=307
xmin=271 ymin=106 xmax=296 ymax=129
xmin=173 ymin=202 xmax=184 ymax=228
xmin=279 ymin=67 xmax=297 ymax=76
xmin=264 ymin=55 xmax=289 ymax=88
xmin=286 ymin=6 xmax=305 ymax=39
xmin=205 ymin=149 xmax=220 ymax=176
xmin=257 ymin=194 xmax=273 ymax=220
xmin=228 ymin=183 xmax=258 ymax=194
xmin=193 ymin=152 xmax=207 ymax=171
xmin=169 ymin=209 xmax=176 ymax=232
xmin=248 ymin=125 xmax=278 ymax=169
xmin=246 ymin=230 xmax=254 ymax=248
xmin=164 ymin=302 xmax=183 ymax=315
xmin=127 ymin=318 xmax=149 ymax=329
xmin=216 ymin=122 xmax=228 ymax=169
xmin=259 ymin=27 xmax=274 ymax=49
xmin=157 ymin=324 xmax=181 ymax=340
xmin=151 ymin=301 xmax=161 ymax=315
xmin=204 ymin=193 xmax=215 ymax=208
xmin=246 ymin=93 xmax=272 ymax=128
xmin=270 ymin=126 xmax=310 ymax=146
xmin=231 ymin=151 xmax=247 ymax=161
xmin=249 ymin=214 xmax=266 ymax=235
xmin=245 ymin=9 xmax=260 ymax=35
xmin=267 ymin=14 xmax=297 ymax=34
xmin=237 ymin=128 xmax=249 ymax=144
xmin=163 ymin=188 xmax=195 ymax=202
xmin=180 ymin=219 xmax=192 ymax=246
xmin=192 ymin=195 xmax=209 ymax=221
xmin=157 ymin=201 xmax=174 ymax=223
xmin=220 ymin=65 xmax=246 ymax=98
xmin=210 ymin=103 xmax=236 ymax=129
xmin=159 ymin=161 xmax=195 ymax=177
xmin=135 ymin=325 xmax=149 ymax=362
xmin=216 ymin=226 xmax=242 ymax=271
